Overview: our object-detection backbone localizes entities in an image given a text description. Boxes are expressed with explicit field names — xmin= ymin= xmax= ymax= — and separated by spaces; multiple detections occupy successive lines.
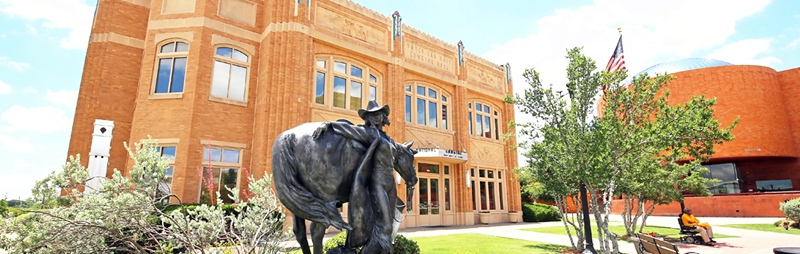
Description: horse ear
xmin=404 ymin=140 xmax=414 ymax=148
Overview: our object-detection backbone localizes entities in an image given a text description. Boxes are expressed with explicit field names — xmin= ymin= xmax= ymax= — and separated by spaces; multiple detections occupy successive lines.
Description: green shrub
xmin=322 ymin=232 xmax=420 ymax=254
xmin=775 ymin=219 xmax=785 ymax=227
xmin=781 ymin=197 xmax=800 ymax=222
xmin=522 ymin=203 xmax=560 ymax=222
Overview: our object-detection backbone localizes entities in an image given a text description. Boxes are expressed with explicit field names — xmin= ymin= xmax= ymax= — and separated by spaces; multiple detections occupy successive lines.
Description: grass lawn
xmin=720 ymin=224 xmax=800 ymax=235
xmin=523 ymin=225 xmax=735 ymax=241
xmin=411 ymin=233 xmax=571 ymax=254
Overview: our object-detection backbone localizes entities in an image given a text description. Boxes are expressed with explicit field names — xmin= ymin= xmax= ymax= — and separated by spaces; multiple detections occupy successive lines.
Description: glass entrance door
xmin=417 ymin=177 xmax=442 ymax=226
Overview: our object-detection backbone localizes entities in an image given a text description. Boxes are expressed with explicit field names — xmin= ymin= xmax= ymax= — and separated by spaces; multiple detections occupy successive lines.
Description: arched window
xmin=211 ymin=46 xmax=249 ymax=101
xmin=404 ymin=82 xmax=450 ymax=130
xmin=314 ymin=57 xmax=380 ymax=110
xmin=468 ymin=101 xmax=501 ymax=140
xmin=154 ymin=41 xmax=189 ymax=94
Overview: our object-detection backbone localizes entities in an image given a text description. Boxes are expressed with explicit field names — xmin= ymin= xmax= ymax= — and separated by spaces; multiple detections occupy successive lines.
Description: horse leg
xmin=310 ymin=221 xmax=327 ymax=254
xmin=293 ymin=215 xmax=312 ymax=254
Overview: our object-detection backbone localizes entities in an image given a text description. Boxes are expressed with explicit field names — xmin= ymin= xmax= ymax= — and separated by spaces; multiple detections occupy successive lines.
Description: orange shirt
xmin=681 ymin=213 xmax=699 ymax=227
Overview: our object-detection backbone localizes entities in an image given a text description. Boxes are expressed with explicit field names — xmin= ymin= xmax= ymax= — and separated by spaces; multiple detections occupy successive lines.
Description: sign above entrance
xmin=414 ymin=148 xmax=468 ymax=163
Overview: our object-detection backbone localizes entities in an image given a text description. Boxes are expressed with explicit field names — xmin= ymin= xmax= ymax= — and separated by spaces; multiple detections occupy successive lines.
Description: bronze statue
xmin=272 ymin=100 xmax=418 ymax=254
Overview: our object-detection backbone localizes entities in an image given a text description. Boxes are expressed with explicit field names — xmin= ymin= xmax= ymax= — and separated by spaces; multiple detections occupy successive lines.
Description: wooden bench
xmin=636 ymin=233 xmax=680 ymax=254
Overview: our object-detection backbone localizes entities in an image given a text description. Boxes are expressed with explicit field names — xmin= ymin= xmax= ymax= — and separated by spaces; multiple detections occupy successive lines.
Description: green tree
xmin=507 ymin=47 xmax=736 ymax=253
xmin=0 ymin=138 xmax=292 ymax=254
xmin=0 ymin=198 xmax=7 ymax=217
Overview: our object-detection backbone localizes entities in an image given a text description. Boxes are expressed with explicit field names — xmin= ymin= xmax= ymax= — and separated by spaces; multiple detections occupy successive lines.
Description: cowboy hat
xmin=358 ymin=100 xmax=390 ymax=119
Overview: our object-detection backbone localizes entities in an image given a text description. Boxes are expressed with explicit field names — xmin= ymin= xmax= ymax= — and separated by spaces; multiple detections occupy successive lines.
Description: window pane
xmin=334 ymin=61 xmax=346 ymax=74
xmin=222 ymin=149 xmax=240 ymax=163
xmin=416 ymin=98 xmax=426 ymax=125
xmin=175 ymin=42 xmax=189 ymax=52
xmin=229 ymin=65 xmax=247 ymax=101
xmin=468 ymin=112 xmax=473 ymax=135
xmin=499 ymin=182 xmax=504 ymax=210
xmin=160 ymin=42 xmax=175 ymax=53
xmin=442 ymin=105 xmax=448 ymax=130
xmin=155 ymin=58 xmax=172 ymax=93
xmin=405 ymin=85 xmax=411 ymax=92
xmin=216 ymin=47 xmax=233 ymax=58
xmin=444 ymin=179 xmax=451 ymax=211
xmin=488 ymin=182 xmax=496 ymax=210
xmin=431 ymin=179 xmax=439 ymax=214
xmin=471 ymin=180 xmax=476 ymax=210
xmin=484 ymin=105 xmax=490 ymax=113
xmin=476 ymin=114 xmax=483 ymax=136
xmin=370 ymin=75 xmax=377 ymax=83
xmin=315 ymin=72 xmax=325 ymax=104
xmin=219 ymin=168 xmax=238 ymax=204
xmin=419 ymin=178 xmax=428 ymax=215
xmin=485 ymin=115 xmax=492 ymax=138
xmin=495 ymin=118 xmax=499 ymax=140
xmin=351 ymin=65 xmax=362 ymax=78
xmin=756 ymin=179 xmax=793 ymax=191
xmin=476 ymin=103 xmax=482 ymax=111
xmin=468 ymin=103 xmax=472 ymax=109
xmin=316 ymin=60 xmax=326 ymax=68
xmin=170 ymin=57 xmax=187 ymax=93
xmin=488 ymin=170 xmax=494 ymax=179
xmin=204 ymin=148 xmax=222 ymax=162
xmin=211 ymin=61 xmax=231 ymax=98
xmin=160 ymin=146 xmax=176 ymax=160
xmin=442 ymin=95 xmax=447 ymax=102
xmin=333 ymin=76 xmax=346 ymax=108
xmin=350 ymin=81 xmax=362 ymax=110
xmin=444 ymin=165 xmax=449 ymax=175
xmin=405 ymin=95 xmax=411 ymax=122
xmin=480 ymin=182 xmax=487 ymax=210
xmin=428 ymin=101 xmax=437 ymax=128
xmin=418 ymin=163 xmax=439 ymax=173
xmin=479 ymin=169 xmax=485 ymax=178
xmin=498 ymin=171 xmax=502 ymax=179
xmin=369 ymin=86 xmax=377 ymax=101
xmin=428 ymin=88 xmax=436 ymax=98
xmin=416 ymin=86 xmax=425 ymax=95
xmin=232 ymin=49 xmax=248 ymax=62
xmin=166 ymin=166 xmax=174 ymax=177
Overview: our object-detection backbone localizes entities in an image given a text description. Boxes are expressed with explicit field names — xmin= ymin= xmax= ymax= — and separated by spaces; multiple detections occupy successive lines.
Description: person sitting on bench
xmin=681 ymin=208 xmax=715 ymax=245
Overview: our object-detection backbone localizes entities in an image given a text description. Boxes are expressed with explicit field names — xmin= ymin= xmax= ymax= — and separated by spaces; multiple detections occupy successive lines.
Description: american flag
xmin=603 ymin=34 xmax=625 ymax=95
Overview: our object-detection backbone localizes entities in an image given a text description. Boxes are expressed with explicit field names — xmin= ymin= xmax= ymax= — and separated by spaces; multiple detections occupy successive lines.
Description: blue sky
xmin=1 ymin=0 xmax=799 ymax=199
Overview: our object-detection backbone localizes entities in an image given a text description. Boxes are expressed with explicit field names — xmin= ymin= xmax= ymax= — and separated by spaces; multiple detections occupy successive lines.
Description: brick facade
xmin=67 ymin=0 xmax=521 ymax=227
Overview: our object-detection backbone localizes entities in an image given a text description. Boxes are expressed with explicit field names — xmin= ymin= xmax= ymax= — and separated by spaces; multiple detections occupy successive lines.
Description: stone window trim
xmin=313 ymin=55 xmax=381 ymax=111
xmin=150 ymin=40 xmax=190 ymax=96
xmin=209 ymin=45 xmax=251 ymax=106
xmin=404 ymin=81 xmax=451 ymax=131
xmin=468 ymin=100 xmax=502 ymax=141
xmin=470 ymin=167 xmax=508 ymax=212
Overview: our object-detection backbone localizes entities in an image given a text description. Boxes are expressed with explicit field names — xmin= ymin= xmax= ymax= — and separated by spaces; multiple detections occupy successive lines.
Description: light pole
xmin=580 ymin=181 xmax=597 ymax=254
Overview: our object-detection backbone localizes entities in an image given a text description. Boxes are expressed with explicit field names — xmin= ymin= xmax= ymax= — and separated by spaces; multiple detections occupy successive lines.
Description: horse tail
xmin=272 ymin=133 xmax=351 ymax=231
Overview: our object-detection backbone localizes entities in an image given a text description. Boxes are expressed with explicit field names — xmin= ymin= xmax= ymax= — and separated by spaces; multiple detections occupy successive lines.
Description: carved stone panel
xmin=403 ymin=38 xmax=456 ymax=74
xmin=162 ymin=0 xmax=195 ymax=14
xmin=315 ymin=5 xmax=388 ymax=50
xmin=403 ymin=127 xmax=455 ymax=150
xmin=469 ymin=139 xmax=505 ymax=168
xmin=218 ymin=0 xmax=256 ymax=27
xmin=467 ymin=64 xmax=503 ymax=90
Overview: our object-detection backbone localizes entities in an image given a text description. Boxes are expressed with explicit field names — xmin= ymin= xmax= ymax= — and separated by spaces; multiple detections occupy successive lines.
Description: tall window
xmin=154 ymin=41 xmax=188 ymax=94
xmin=314 ymin=57 xmax=379 ymax=110
xmin=469 ymin=101 xmax=501 ymax=140
xmin=404 ymin=82 xmax=449 ymax=130
xmin=211 ymin=47 xmax=249 ymax=101
xmin=200 ymin=147 xmax=241 ymax=204
xmin=156 ymin=146 xmax=177 ymax=194
xmin=702 ymin=163 xmax=741 ymax=194
xmin=471 ymin=168 xmax=506 ymax=211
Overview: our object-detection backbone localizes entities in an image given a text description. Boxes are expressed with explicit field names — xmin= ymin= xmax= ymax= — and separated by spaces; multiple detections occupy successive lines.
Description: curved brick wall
xmin=667 ymin=65 xmax=796 ymax=159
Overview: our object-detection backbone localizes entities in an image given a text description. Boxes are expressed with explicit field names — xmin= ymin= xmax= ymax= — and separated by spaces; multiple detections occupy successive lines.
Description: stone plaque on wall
xmin=468 ymin=64 xmax=503 ymax=90
xmin=470 ymin=140 xmax=505 ymax=167
xmin=218 ymin=0 xmax=256 ymax=27
xmin=162 ymin=0 xmax=195 ymax=14
xmin=404 ymin=38 xmax=456 ymax=74
xmin=315 ymin=5 xmax=388 ymax=50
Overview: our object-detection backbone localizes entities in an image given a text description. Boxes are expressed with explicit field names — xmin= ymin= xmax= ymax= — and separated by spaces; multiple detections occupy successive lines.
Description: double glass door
xmin=417 ymin=176 xmax=441 ymax=226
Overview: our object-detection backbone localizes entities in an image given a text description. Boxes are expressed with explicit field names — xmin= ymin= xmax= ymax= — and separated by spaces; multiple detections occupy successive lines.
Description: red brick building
xmin=67 ymin=0 xmax=522 ymax=228
xmin=610 ymin=58 xmax=800 ymax=217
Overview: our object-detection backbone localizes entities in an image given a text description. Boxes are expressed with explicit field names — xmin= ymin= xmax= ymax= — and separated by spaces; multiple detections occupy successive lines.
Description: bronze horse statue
xmin=272 ymin=122 xmax=418 ymax=254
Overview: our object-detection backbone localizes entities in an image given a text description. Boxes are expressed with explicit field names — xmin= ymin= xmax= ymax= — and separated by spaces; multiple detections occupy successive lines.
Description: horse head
xmin=393 ymin=140 xmax=418 ymax=187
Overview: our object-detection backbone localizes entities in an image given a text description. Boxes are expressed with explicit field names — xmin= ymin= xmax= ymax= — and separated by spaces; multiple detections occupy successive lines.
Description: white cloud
xmin=0 ymin=105 xmax=72 ymax=132
xmin=482 ymin=0 xmax=772 ymax=166
xmin=0 ymin=0 xmax=95 ymax=49
xmin=22 ymin=86 xmax=39 ymax=94
xmin=0 ymin=56 xmax=31 ymax=72
xmin=26 ymin=24 xmax=37 ymax=35
xmin=787 ymin=38 xmax=800 ymax=49
xmin=46 ymin=89 xmax=78 ymax=108
xmin=0 ymin=80 xmax=11 ymax=94
xmin=705 ymin=38 xmax=782 ymax=66
xmin=0 ymin=134 xmax=37 ymax=153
